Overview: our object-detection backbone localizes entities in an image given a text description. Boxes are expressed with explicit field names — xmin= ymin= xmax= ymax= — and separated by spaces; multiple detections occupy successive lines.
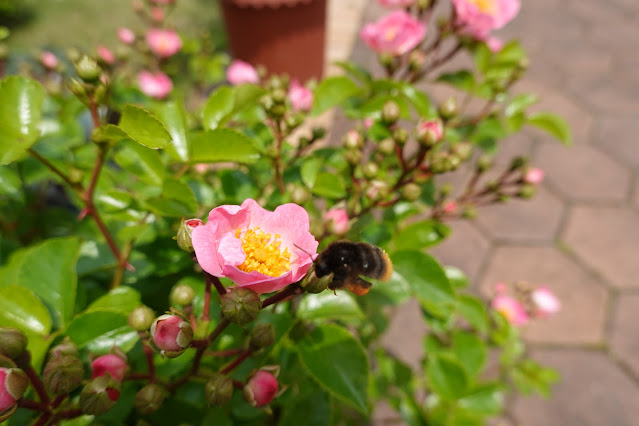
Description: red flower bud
xmin=91 ymin=353 xmax=128 ymax=383
xmin=150 ymin=314 xmax=193 ymax=358
xmin=243 ymin=369 xmax=279 ymax=407
xmin=80 ymin=375 xmax=121 ymax=416
xmin=0 ymin=367 xmax=28 ymax=414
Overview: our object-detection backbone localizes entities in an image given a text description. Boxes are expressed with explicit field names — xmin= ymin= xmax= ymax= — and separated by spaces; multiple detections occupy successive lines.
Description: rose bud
xmin=150 ymin=314 xmax=193 ymax=358
xmin=220 ymin=287 xmax=262 ymax=325
xmin=134 ymin=383 xmax=167 ymax=414
xmin=91 ymin=353 xmax=128 ymax=383
xmin=128 ymin=305 xmax=155 ymax=331
xmin=74 ymin=55 xmax=101 ymax=83
xmin=0 ymin=368 xmax=28 ymax=413
xmin=343 ymin=130 xmax=363 ymax=149
xmin=438 ymin=96 xmax=458 ymax=119
xmin=249 ymin=323 xmax=276 ymax=350
xmin=381 ymin=100 xmax=400 ymax=125
xmin=401 ymin=183 xmax=422 ymax=201
xmin=324 ymin=208 xmax=350 ymax=236
xmin=169 ymin=284 xmax=196 ymax=307
xmin=524 ymin=167 xmax=544 ymax=185
xmin=205 ymin=373 xmax=233 ymax=406
xmin=0 ymin=328 xmax=27 ymax=360
xmin=531 ymin=286 xmax=561 ymax=317
xmin=244 ymin=369 xmax=279 ymax=407
xmin=176 ymin=218 xmax=203 ymax=252
xmin=80 ymin=375 xmax=121 ymax=416
xmin=44 ymin=354 xmax=84 ymax=395
xmin=300 ymin=265 xmax=332 ymax=294
xmin=416 ymin=119 xmax=443 ymax=146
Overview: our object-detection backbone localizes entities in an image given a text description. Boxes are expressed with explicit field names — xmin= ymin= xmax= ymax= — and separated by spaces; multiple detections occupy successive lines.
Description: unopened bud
xmin=462 ymin=205 xmax=478 ymax=219
xmin=362 ymin=163 xmax=379 ymax=179
xmin=343 ymin=130 xmax=363 ymax=149
xmin=300 ymin=265 xmax=331 ymax=294
xmin=49 ymin=339 xmax=79 ymax=358
xmin=392 ymin=128 xmax=409 ymax=145
xmin=0 ymin=328 xmax=27 ymax=360
xmin=271 ymin=88 xmax=287 ymax=104
xmin=312 ymin=127 xmax=326 ymax=139
xmin=517 ymin=183 xmax=536 ymax=199
xmin=290 ymin=185 xmax=310 ymax=205
xmin=205 ymin=373 xmax=233 ymax=406
xmin=170 ymin=284 xmax=196 ymax=306
xmin=378 ymin=138 xmax=395 ymax=155
xmin=80 ymin=375 xmax=121 ymax=416
xmin=451 ymin=142 xmax=473 ymax=161
xmin=381 ymin=101 xmax=400 ymax=125
xmin=128 ymin=305 xmax=156 ymax=331
xmin=416 ymin=119 xmax=443 ymax=147
xmin=244 ymin=369 xmax=279 ymax=407
xmin=408 ymin=50 xmax=426 ymax=71
xmin=220 ymin=287 xmax=261 ymax=325
xmin=344 ymin=148 xmax=362 ymax=165
xmin=477 ymin=155 xmax=492 ymax=172
xmin=150 ymin=314 xmax=193 ymax=358
xmin=176 ymin=218 xmax=203 ymax=252
xmin=509 ymin=156 xmax=528 ymax=171
xmin=0 ymin=368 xmax=28 ymax=414
xmin=366 ymin=180 xmax=390 ymax=202
xmin=438 ymin=96 xmax=458 ymax=119
xmin=401 ymin=183 xmax=422 ymax=201
xmin=429 ymin=151 xmax=452 ymax=174
xmin=250 ymin=323 xmax=276 ymax=349
xmin=68 ymin=77 xmax=87 ymax=98
xmin=75 ymin=55 xmax=101 ymax=83
xmin=135 ymin=383 xmax=167 ymax=414
xmin=91 ymin=353 xmax=128 ymax=383
xmin=44 ymin=354 xmax=84 ymax=395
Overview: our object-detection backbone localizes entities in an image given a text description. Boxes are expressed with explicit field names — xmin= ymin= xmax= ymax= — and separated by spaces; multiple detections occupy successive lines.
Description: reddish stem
xmin=33 ymin=412 xmax=52 ymax=426
xmin=206 ymin=348 xmax=244 ymax=357
xmin=220 ymin=349 xmax=252 ymax=375
xmin=16 ymin=352 xmax=50 ymax=405
xmin=143 ymin=342 xmax=156 ymax=383
xmin=18 ymin=399 xmax=48 ymax=412
xmin=262 ymin=283 xmax=303 ymax=309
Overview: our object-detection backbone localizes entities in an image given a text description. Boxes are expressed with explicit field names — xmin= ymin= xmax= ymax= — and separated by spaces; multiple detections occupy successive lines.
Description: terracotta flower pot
xmin=220 ymin=0 xmax=327 ymax=82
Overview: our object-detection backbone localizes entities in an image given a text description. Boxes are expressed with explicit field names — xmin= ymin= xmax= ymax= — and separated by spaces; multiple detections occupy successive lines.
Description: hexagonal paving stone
xmin=513 ymin=349 xmax=639 ymax=426
xmin=563 ymin=206 xmax=639 ymax=289
xmin=610 ymin=294 xmax=639 ymax=378
xmin=595 ymin=116 xmax=639 ymax=168
xmin=381 ymin=299 xmax=427 ymax=371
xmin=479 ymin=246 xmax=608 ymax=345
xmin=534 ymin=144 xmax=631 ymax=201
xmin=474 ymin=187 xmax=564 ymax=243
xmin=429 ymin=220 xmax=491 ymax=285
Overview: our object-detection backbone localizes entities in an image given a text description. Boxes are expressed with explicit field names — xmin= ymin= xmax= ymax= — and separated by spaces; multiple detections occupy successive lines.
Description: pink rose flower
xmin=288 ymin=80 xmax=313 ymax=112
xmin=146 ymin=28 xmax=182 ymax=58
xmin=492 ymin=293 xmax=529 ymax=326
xmin=91 ymin=354 xmax=128 ymax=383
xmin=244 ymin=370 xmax=278 ymax=407
xmin=524 ymin=167 xmax=544 ymax=184
xmin=192 ymin=199 xmax=319 ymax=294
xmin=417 ymin=118 xmax=444 ymax=142
xmin=324 ymin=208 xmax=349 ymax=235
xmin=117 ymin=27 xmax=136 ymax=44
xmin=226 ymin=60 xmax=259 ymax=86
xmin=360 ymin=10 xmax=426 ymax=56
xmin=452 ymin=0 xmax=520 ymax=39
xmin=378 ymin=0 xmax=415 ymax=7
xmin=40 ymin=51 xmax=59 ymax=70
xmin=531 ymin=286 xmax=561 ymax=317
xmin=138 ymin=70 xmax=173 ymax=99
xmin=97 ymin=45 xmax=115 ymax=65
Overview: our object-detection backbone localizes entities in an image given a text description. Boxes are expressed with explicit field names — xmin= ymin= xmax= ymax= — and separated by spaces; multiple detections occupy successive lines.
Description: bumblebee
xmin=313 ymin=241 xmax=393 ymax=296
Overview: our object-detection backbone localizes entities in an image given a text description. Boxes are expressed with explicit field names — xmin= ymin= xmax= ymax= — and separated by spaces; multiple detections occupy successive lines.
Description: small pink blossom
xmin=288 ymin=80 xmax=313 ymax=112
xmin=146 ymin=28 xmax=182 ymax=58
xmin=151 ymin=7 xmax=165 ymax=22
xmin=150 ymin=315 xmax=193 ymax=355
xmin=91 ymin=354 xmax=128 ymax=383
xmin=452 ymin=0 xmax=520 ymax=40
xmin=244 ymin=370 xmax=278 ymax=407
xmin=324 ymin=208 xmax=350 ymax=235
xmin=40 ymin=51 xmax=59 ymax=70
xmin=417 ymin=118 xmax=444 ymax=142
xmin=192 ymin=199 xmax=319 ymax=294
xmin=117 ymin=27 xmax=136 ymax=44
xmin=378 ymin=0 xmax=415 ymax=7
xmin=486 ymin=36 xmax=503 ymax=52
xmin=531 ymin=286 xmax=561 ymax=317
xmin=524 ymin=167 xmax=544 ymax=184
xmin=138 ymin=70 xmax=173 ymax=99
xmin=442 ymin=200 xmax=458 ymax=214
xmin=97 ymin=45 xmax=115 ymax=65
xmin=363 ymin=118 xmax=374 ymax=129
xmin=360 ymin=10 xmax=426 ymax=56
xmin=226 ymin=60 xmax=259 ymax=85
xmin=492 ymin=294 xmax=529 ymax=326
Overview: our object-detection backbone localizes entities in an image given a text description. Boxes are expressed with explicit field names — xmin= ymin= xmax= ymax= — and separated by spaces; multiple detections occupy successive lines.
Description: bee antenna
xmin=294 ymin=244 xmax=318 ymax=261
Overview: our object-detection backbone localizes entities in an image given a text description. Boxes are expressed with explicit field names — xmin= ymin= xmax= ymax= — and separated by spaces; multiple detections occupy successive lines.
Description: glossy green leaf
xmin=457 ymin=383 xmax=504 ymax=415
xmin=91 ymin=124 xmax=129 ymax=144
xmin=0 ymin=165 xmax=23 ymax=201
xmin=279 ymin=384 xmax=331 ymax=426
xmin=300 ymin=157 xmax=323 ymax=188
xmin=437 ymin=70 xmax=475 ymax=92
xmin=298 ymin=324 xmax=369 ymax=413
xmin=203 ymin=86 xmax=234 ymax=130
xmin=0 ymin=76 xmax=46 ymax=165
xmin=0 ymin=284 xmax=51 ymax=336
xmin=66 ymin=309 xmax=139 ymax=354
xmin=456 ymin=295 xmax=489 ymax=335
xmin=311 ymin=172 xmax=346 ymax=198
xmin=505 ymin=93 xmax=538 ymax=117
xmin=96 ymin=190 xmax=132 ymax=213
xmin=471 ymin=117 xmax=506 ymax=153
xmin=452 ymin=331 xmax=486 ymax=377
xmin=114 ymin=140 xmax=165 ymax=186
xmin=155 ymin=99 xmax=191 ymax=161
xmin=297 ymin=292 xmax=365 ymax=323
xmin=393 ymin=220 xmax=450 ymax=251
xmin=335 ymin=61 xmax=372 ymax=83
xmin=444 ymin=266 xmax=469 ymax=289
xmin=86 ymin=286 xmax=141 ymax=315
xmin=427 ymin=354 xmax=469 ymax=400
xmin=145 ymin=178 xmax=198 ymax=217
xmin=118 ymin=104 xmax=171 ymax=149
xmin=527 ymin=112 xmax=572 ymax=146
xmin=312 ymin=76 xmax=360 ymax=115
xmin=390 ymin=251 xmax=456 ymax=318
xmin=401 ymin=84 xmax=435 ymax=118
xmin=495 ymin=40 xmax=525 ymax=65
xmin=191 ymin=128 xmax=260 ymax=163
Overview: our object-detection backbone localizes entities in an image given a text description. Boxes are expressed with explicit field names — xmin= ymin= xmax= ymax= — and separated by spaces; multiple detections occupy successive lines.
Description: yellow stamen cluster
xmin=235 ymin=227 xmax=291 ymax=277
xmin=469 ymin=0 xmax=496 ymax=13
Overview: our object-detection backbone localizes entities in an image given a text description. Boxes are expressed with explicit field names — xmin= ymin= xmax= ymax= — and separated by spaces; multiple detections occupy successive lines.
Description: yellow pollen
xmin=469 ymin=0 xmax=496 ymax=13
xmin=235 ymin=227 xmax=291 ymax=277
xmin=384 ymin=27 xmax=399 ymax=42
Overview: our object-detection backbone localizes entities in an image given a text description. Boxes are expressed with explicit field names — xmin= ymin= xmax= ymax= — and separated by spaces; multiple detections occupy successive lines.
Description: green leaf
xmin=0 ymin=76 xmax=46 ymax=165
xmin=527 ymin=112 xmax=572 ymax=146
xmin=118 ymin=104 xmax=171 ymax=149
xmin=471 ymin=117 xmax=506 ymax=153
xmin=427 ymin=354 xmax=469 ymax=400
xmin=401 ymin=84 xmax=435 ymax=118
xmin=0 ymin=165 xmax=23 ymax=201
xmin=511 ymin=360 xmax=560 ymax=397
xmin=444 ymin=266 xmax=468 ymax=289
xmin=155 ymin=99 xmax=191 ymax=161
xmin=335 ymin=61 xmax=372 ymax=83
xmin=66 ymin=309 xmax=139 ymax=354
xmin=495 ymin=40 xmax=525 ymax=65
xmin=86 ymin=287 xmax=141 ymax=315
xmin=297 ymin=292 xmax=365 ymax=323
xmin=390 ymin=251 xmax=456 ymax=318
xmin=0 ymin=284 xmax=51 ymax=336
xmin=393 ymin=220 xmax=450 ymax=251
xmin=114 ymin=140 xmax=165 ymax=186
xmin=505 ymin=93 xmax=538 ymax=117
xmin=456 ymin=295 xmax=489 ymax=335
xmin=279 ymin=384 xmax=331 ymax=426
xmin=191 ymin=129 xmax=260 ymax=163
xmin=311 ymin=172 xmax=346 ymax=198
xmin=457 ymin=383 xmax=504 ymax=415
xmin=451 ymin=331 xmax=486 ymax=377
xmin=312 ymin=76 xmax=360 ymax=115
xmin=298 ymin=324 xmax=369 ymax=413
xmin=91 ymin=124 xmax=129 ymax=144
xmin=96 ymin=190 xmax=132 ymax=213
xmin=300 ymin=157 xmax=323 ymax=189
xmin=145 ymin=178 xmax=198 ymax=217
xmin=437 ymin=70 xmax=475 ymax=92
xmin=203 ymin=86 xmax=234 ymax=130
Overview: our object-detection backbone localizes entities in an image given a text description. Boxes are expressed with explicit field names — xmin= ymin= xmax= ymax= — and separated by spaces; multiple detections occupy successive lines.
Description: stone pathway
xmin=326 ymin=0 xmax=639 ymax=424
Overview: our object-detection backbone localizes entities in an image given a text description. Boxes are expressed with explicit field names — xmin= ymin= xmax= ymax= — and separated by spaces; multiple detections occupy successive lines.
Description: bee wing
xmin=344 ymin=276 xmax=372 ymax=296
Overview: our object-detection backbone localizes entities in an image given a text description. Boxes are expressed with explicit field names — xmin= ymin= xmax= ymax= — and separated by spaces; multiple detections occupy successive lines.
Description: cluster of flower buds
xmin=69 ymin=55 xmax=109 ymax=108
xmin=491 ymin=282 xmax=561 ymax=327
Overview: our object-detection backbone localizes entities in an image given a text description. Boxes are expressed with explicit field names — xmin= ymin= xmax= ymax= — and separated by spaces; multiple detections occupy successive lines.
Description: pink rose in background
xmin=442 ymin=200 xmax=458 ymax=214
xmin=360 ymin=10 xmax=426 ymax=56
xmin=40 ymin=51 xmax=59 ymax=70
xmin=363 ymin=118 xmax=374 ymax=129
xmin=226 ymin=60 xmax=259 ymax=85
xmin=378 ymin=0 xmax=415 ymax=7
xmin=524 ymin=167 xmax=544 ymax=184
xmin=97 ymin=45 xmax=115 ymax=65
xmin=151 ymin=7 xmax=165 ymax=22
xmin=91 ymin=354 xmax=128 ymax=383
xmin=192 ymin=199 xmax=319 ymax=293
xmin=138 ymin=70 xmax=173 ymax=99
xmin=324 ymin=208 xmax=350 ymax=235
xmin=146 ymin=28 xmax=182 ymax=58
xmin=288 ymin=80 xmax=313 ymax=112
xmin=452 ymin=0 xmax=520 ymax=39
xmin=486 ymin=36 xmax=503 ymax=52
xmin=531 ymin=286 xmax=561 ymax=317
xmin=492 ymin=293 xmax=529 ymax=326
xmin=117 ymin=27 xmax=136 ymax=44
